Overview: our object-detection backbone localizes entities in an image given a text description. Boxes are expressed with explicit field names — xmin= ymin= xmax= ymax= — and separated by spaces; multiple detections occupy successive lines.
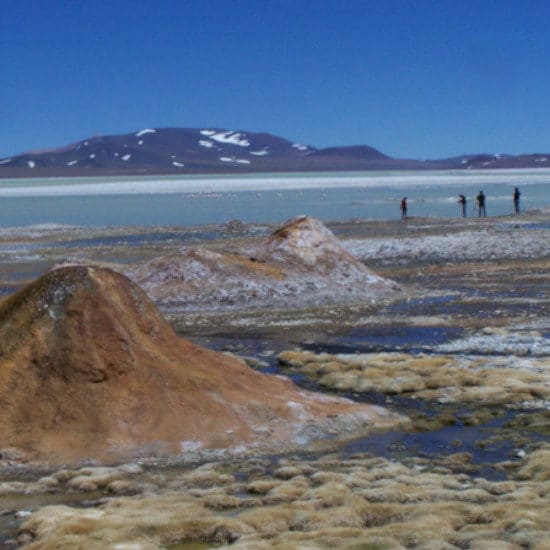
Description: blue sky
xmin=2 ymin=0 xmax=550 ymax=159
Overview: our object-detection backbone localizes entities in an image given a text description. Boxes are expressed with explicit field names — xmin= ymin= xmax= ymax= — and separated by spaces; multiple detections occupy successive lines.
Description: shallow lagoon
xmin=0 ymin=169 xmax=549 ymax=227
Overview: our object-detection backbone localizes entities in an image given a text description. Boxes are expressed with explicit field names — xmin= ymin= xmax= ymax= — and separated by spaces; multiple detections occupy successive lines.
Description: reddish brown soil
xmin=0 ymin=266 xmax=393 ymax=462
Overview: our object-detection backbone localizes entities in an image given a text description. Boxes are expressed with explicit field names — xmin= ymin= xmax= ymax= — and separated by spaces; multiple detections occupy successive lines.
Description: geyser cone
xmin=127 ymin=215 xmax=400 ymax=310
xmin=0 ymin=266 xmax=401 ymax=462
xmin=265 ymin=215 xmax=390 ymax=277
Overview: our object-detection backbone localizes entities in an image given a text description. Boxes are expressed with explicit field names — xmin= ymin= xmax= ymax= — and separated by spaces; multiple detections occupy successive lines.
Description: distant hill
xmin=1 ymin=127 xmax=549 ymax=177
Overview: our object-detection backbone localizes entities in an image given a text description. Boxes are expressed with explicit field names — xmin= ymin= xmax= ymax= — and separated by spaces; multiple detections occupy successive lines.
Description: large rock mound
xmin=128 ymin=216 xmax=400 ymax=310
xmin=0 ymin=266 xmax=401 ymax=462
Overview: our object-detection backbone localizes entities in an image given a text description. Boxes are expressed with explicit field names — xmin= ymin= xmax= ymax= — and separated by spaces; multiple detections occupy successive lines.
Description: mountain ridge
xmin=1 ymin=127 xmax=549 ymax=177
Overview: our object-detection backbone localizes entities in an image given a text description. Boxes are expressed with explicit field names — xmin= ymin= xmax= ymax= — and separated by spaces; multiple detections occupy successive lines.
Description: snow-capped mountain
xmin=1 ymin=127 xmax=548 ymax=177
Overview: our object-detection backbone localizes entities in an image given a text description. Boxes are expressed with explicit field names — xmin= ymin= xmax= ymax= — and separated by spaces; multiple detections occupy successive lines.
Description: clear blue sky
xmin=2 ymin=0 xmax=550 ymax=159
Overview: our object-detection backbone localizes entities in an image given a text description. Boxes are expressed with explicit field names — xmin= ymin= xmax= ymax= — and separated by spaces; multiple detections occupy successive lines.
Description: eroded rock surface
xmin=126 ymin=216 xmax=401 ymax=310
xmin=0 ymin=266 xmax=403 ymax=462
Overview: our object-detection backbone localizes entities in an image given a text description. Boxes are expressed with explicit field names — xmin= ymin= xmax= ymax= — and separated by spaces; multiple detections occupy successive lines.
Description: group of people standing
xmin=458 ymin=188 xmax=521 ymax=218
xmin=460 ymin=191 xmax=487 ymax=217
xmin=400 ymin=187 xmax=521 ymax=219
xmin=458 ymin=191 xmax=487 ymax=217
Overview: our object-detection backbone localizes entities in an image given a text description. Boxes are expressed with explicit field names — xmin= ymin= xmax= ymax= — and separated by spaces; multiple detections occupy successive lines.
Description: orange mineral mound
xmin=0 ymin=266 xmax=401 ymax=462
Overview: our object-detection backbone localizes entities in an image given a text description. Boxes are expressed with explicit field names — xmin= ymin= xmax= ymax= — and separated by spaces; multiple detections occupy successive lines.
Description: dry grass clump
xmin=16 ymin=446 xmax=550 ymax=549
xmin=505 ymin=410 xmax=550 ymax=435
xmin=273 ymin=463 xmax=315 ymax=479
xmin=20 ymin=494 xmax=254 ymax=549
xmin=261 ymin=476 xmax=310 ymax=504
xmin=1 ymin=464 xmax=146 ymax=498
xmin=245 ymin=479 xmax=279 ymax=495
xmin=166 ymin=462 xmax=235 ymax=489
xmin=236 ymin=506 xmax=295 ymax=536
xmin=277 ymin=350 xmax=550 ymax=405
xmin=515 ymin=448 xmax=550 ymax=481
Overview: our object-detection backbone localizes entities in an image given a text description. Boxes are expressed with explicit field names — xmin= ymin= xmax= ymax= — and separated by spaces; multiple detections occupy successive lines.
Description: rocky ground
xmin=0 ymin=210 xmax=548 ymax=548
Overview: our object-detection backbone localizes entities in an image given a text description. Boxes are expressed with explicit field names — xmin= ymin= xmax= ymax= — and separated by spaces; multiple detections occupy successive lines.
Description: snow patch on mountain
xmin=121 ymin=154 xmax=131 ymax=161
xmin=210 ymin=132 xmax=250 ymax=147
xmin=27 ymin=161 xmax=35 ymax=168
xmin=0 ymin=159 xmax=12 ymax=165
xmin=135 ymin=128 xmax=156 ymax=137
xmin=219 ymin=157 xmax=251 ymax=165
xmin=172 ymin=161 xmax=184 ymax=167
xmin=251 ymin=149 xmax=269 ymax=156
xmin=199 ymin=140 xmax=214 ymax=148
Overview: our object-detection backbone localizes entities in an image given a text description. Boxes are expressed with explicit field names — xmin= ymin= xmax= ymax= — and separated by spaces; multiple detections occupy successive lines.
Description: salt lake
xmin=0 ymin=169 xmax=549 ymax=227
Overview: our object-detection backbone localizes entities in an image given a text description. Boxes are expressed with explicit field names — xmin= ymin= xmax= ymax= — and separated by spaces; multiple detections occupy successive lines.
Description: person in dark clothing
xmin=458 ymin=194 xmax=467 ymax=217
xmin=476 ymin=191 xmax=486 ymax=217
xmin=513 ymin=187 xmax=521 ymax=215
xmin=400 ymin=197 xmax=408 ymax=219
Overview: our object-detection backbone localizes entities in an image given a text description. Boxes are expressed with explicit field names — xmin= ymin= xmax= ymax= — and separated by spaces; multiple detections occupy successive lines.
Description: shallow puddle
xmin=0 ymin=492 xmax=107 ymax=548
xmin=341 ymin=410 xmax=522 ymax=480
xmin=302 ymin=325 xmax=464 ymax=354
xmin=47 ymin=228 xmax=241 ymax=249
xmin=188 ymin=326 xmax=548 ymax=480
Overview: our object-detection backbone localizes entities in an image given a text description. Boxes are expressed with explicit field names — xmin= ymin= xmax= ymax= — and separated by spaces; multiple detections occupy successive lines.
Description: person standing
xmin=476 ymin=190 xmax=486 ymax=217
xmin=513 ymin=187 xmax=521 ymax=215
xmin=458 ymin=194 xmax=467 ymax=217
xmin=400 ymin=197 xmax=408 ymax=219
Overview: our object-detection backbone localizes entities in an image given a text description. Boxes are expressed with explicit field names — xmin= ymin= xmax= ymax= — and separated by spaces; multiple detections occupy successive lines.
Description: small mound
xmin=128 ymin=247 xmax=285 ymax=307
xmin=0 ymin=266 xmax=402 ymax=462
xmin=262 ymin=215 xmax=398 ymax=285
xmin=265 ymin=215 xmax=360 ymax=266
xmin=127 ymin=216 xmax=400 ymax=310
